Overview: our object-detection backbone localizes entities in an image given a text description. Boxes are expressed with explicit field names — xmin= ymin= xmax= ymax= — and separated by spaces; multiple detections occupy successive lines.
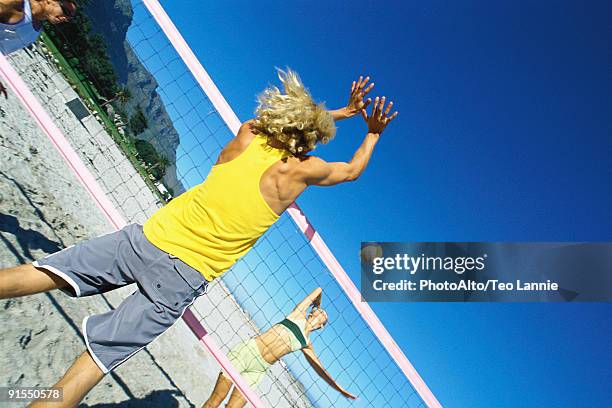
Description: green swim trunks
xmin=226 ymin=339 xmax=271 ymax=387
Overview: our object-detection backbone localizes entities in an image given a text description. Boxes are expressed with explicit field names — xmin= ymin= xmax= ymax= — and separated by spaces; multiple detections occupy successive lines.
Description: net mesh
xmin=3 ymin=1 xmax=429 ymax=406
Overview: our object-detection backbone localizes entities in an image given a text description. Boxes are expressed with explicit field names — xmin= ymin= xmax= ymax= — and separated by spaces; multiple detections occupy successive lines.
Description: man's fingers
xmin=351 ymin=80 xmax=356 ymax=93
xmin=362 ymin=98 xmax=372 ymax=110
xmin=363 ymin=82 xmax=375 ymax=95
xmin=356 ymin=75 xmax=363 ymax=88
xmin=360 ymin=108 xmax=368 ymax=121
xmin=378 ymin=96 xmax=386 ymax=118
xmin=388 ymin=111 xmax=399 ymax=121
xmin=372 ymin=97 xmax=380 ymax=117
xmin=384 ymin=101 xmax=393 ymax=116
xmin=359 ymin=76 xmax=370 ymax=89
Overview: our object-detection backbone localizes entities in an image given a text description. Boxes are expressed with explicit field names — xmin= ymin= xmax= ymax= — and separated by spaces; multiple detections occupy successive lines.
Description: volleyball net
xmin=0 ymin=0 xmax=439 ymax=407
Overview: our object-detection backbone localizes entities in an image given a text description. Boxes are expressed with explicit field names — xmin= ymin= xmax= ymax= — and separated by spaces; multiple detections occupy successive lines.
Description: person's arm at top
xmin=301 ymin=344 xmax=358 ymax=400
xmin=301 ymin=96 xmax=398 ymax=186
xmin=329 ymin=76 xmax=375 ymax=121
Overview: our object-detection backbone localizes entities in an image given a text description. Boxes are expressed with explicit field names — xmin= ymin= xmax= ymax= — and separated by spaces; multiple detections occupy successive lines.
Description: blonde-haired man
xmin=0 ymin=70 xmax=397 ymax=406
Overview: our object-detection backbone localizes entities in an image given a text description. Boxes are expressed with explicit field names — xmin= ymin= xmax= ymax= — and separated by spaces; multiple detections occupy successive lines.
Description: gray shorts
xmin=33 ymin=223 xmax=209 ymax=373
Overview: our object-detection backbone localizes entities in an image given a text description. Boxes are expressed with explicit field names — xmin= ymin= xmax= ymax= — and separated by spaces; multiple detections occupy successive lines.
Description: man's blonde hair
xmin=253 ymin=68 xmax=336 ymax=155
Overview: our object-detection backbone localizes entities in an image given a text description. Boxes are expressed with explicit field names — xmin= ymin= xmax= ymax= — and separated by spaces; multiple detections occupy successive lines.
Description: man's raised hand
xmin=346 ymin=75 xmax=375 ymax=117
xmin=361 ymin=96 xmax=398 ymax=135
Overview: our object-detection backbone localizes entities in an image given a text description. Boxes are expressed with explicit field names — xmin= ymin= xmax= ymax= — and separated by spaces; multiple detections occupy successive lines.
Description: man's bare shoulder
xmin=236 ymin=120 xmax=256 ymax=141
xmin=291 ymin=155 xmax=330 ymax=182
xmin=290 ymin=154 xmax=323 ymax=168
xmin=240 ymin=119 xmax=256 ymax=130
xmin=216 ymin=121 xmax=257 ymax=164
xmin=224 ymin=120 xmax=256 ymax=151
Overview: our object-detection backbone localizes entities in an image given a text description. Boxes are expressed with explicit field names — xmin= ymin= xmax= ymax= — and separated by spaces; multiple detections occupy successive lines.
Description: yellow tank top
xmin=143 ymin=134 xmax=291 ymax=281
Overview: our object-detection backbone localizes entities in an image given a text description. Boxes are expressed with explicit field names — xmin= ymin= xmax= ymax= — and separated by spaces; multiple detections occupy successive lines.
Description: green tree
xmin=150 ymin=155 xmax=170 ymax=180
xmin=134 ymin=139 xmax=159 ymax=167
xmin=129 ymin=105 xmax=149 ymax=136
xmin=102 ymin=87 xmax=132 ymax=108
xmin=133 ymin=140 xmax=170 ymax=181
xmin=117 ymin=88 xmax=132 ymax=105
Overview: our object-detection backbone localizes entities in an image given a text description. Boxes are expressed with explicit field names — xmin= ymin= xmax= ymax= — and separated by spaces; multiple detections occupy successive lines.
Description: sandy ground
xmin=0 ymin=46 xmax=312 ymax=408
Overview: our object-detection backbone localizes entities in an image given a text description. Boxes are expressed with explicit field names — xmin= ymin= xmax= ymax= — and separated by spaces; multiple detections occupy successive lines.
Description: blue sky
xmin=132 ymin=1 xmax=611 ymax=406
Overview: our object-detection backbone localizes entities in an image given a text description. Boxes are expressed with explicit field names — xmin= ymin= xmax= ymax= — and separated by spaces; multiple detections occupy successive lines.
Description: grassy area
xmin=39 ymin=33 xmax=168 ymax=204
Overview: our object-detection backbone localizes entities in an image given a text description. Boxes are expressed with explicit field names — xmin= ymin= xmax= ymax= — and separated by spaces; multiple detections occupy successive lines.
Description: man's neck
xmin=265 ymin=136 xmax=287 ymax=151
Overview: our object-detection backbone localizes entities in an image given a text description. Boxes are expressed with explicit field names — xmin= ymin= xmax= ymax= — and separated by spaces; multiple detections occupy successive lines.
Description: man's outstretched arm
xmin=301 ymin=96 xmax=398 ymax=186
xmin=302 ymin=134 xmax=380 ymax=185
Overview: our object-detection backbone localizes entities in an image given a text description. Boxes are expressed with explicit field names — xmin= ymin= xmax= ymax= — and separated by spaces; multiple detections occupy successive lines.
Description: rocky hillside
xmin=85 ymin=0 xmax=185 ymax=194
